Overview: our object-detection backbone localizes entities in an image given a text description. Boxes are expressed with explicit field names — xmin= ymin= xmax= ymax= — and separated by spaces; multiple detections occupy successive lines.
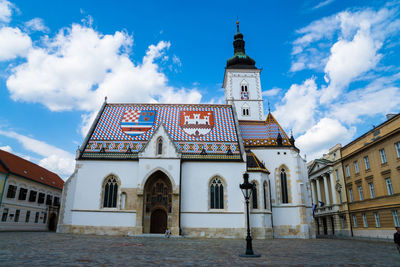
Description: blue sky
xmin=0 ymin=0 xmax=399 ymax=179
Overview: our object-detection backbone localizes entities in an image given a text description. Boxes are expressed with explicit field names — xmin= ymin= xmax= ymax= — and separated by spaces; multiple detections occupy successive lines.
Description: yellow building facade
xmin=341 ymin=114 xmax=400 ymax=239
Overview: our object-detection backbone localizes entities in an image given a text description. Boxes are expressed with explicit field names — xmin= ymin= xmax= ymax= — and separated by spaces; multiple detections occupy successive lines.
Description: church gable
xmin=139 ymin=124 xmax=180 ymax=159
xmin=80 ymin=103 xmax=242 ymax=160
xmin=238 ymin=113 xmax=293 ymax=147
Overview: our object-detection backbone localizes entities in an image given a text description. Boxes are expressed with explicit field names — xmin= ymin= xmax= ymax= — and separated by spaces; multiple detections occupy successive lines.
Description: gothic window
xmin=281 ymin=168 xmax=289 ymax=203
xmin=210 ymin=177 xmax=224 ymax=209
xmin=241 ymin=80 xmax=249 ymax=100
xmin=251 ymin=182 xmax=258 ymax=209
xmin=242 ymin=103 xmax=250 ymax=116
xmin=103 ymin=176 xmax=119 ymax=208
xmin=157 ymin=137 xmax=163 ymax=155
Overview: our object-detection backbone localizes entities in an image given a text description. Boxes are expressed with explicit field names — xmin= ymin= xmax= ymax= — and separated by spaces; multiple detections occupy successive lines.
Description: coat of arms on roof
xmin=121 ymin=109 xmax=156 ymax=136
xmin=180 ymin=111 xmax=214 ymax=137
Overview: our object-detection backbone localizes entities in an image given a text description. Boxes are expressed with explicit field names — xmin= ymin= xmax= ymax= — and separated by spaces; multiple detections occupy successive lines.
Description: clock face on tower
xmin=241 ymin=91 xmax=249 ymax=100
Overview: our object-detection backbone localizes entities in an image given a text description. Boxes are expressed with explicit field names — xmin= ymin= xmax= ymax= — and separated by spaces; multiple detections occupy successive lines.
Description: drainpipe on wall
xmin=268 ymin=178 xmax=274 ymax=238
xmin=178 ymin=161 xmax=182 ymax=236
xmin=0 ymin=173 xmax=10 ymax=207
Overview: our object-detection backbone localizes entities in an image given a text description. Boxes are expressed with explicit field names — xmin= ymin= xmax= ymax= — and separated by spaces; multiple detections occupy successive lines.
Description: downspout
xmin=179 ymin=161 xmax=182 ymax=236
xmin=0 ymin=173 xmax=10 ymax=207
xmin=268 ymin=178 xmax=274 ymax=238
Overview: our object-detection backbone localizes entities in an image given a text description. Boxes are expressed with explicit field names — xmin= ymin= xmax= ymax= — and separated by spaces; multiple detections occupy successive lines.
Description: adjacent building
xmin=0 ymin=149 xmax=64 ymax=231
xmin=341 ymin=114 xmax=400 ymax=239
xmin=308 ymin=144 xmax=351 ymax=237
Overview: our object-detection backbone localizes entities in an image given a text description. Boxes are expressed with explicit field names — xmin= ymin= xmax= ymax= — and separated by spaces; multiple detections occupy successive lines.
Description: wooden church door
xmin=150 ymin=209 xmax=167 ymax=233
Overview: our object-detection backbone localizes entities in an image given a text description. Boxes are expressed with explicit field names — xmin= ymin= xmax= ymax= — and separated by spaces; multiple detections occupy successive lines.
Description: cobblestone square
xmin=0 ymin=232 xmax=399 ymax=266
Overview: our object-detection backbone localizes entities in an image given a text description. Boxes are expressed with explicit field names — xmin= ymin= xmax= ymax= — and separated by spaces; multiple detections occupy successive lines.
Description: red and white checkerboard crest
xmin=180 ymin=111 xmax=214 ymax=137
xmin=121 ymin=109 xmax=156 ymax=136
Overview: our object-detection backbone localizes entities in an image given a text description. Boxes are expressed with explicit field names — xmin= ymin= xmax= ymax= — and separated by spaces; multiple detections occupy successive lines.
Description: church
xmin=57 ymin=23 xmax=315 ymax=239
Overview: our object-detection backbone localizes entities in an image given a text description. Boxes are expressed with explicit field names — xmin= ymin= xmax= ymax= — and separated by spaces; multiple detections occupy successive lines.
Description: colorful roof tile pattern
xmin=246 ymin=150 xmax=270 ymax=174
xmin=82 ymin=103 xmax=241 ymax=160
xmin=239 ymin=113 xmax=292 ymax=147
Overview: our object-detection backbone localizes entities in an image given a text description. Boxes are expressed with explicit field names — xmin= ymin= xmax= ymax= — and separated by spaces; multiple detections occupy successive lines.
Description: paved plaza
xmin=0 ymin=232 xmax=399 ymax=266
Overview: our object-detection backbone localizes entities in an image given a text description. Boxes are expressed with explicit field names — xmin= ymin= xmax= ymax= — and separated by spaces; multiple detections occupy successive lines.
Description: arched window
xmin=210 ymin=177 xmax=224 ymax=209
xmin=241 ymin=80 xmax=249 ymax=100
xmin=263 ymin=181 xmax=268 ymax=209
xmin=252 ymin=182 xmax=258 ymax=209
xmin=157 ymin=137 xmax=163 ymax=155
xmin=281 ymin=169 xmax=289 ymax=203
xmin=242 ymin=103 xmax=250 ymax=117
xmin=103 ymin=176 xmax=118 ymax=208
xmin=121 ymin=192 xmax=127 ymax=209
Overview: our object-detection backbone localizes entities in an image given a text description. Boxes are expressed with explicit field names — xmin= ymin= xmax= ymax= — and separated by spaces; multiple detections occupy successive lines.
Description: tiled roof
xmin=81 ymin=103 xmax=242 ymax=160
xmin=0 ymin=149 xmax=64 ymax=190
xmin=239 ymin=113 xmax=292 ymax=147
xmin=246 ymin=150 xmax=270 ymax=174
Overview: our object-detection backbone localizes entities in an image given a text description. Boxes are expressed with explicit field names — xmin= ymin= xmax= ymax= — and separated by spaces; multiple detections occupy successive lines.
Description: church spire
xmin=226 ymin=21 xmax=256 ymax=69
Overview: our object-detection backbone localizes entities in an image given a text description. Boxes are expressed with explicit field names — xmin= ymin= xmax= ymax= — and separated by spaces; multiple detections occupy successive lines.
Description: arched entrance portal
xmin=150 ymin=209 xmax=167 ymax=233
xmin=143 ymin=170 xmax=173 ymax=234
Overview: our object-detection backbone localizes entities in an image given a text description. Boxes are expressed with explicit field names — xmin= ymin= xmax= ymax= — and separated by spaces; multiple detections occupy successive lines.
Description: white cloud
xmin=262 ymin=87 xmax=280 ymax=97
xmin=0 ymin=145 xmax=12 ymax=152
xmin=25 ymin=18 xmax=49 ymax=32
xmin=0 ymin=0 xmax=13 ymax=23
xmin=0 ymin=129 xmax=75 ymax=179
xmin=312 ymin=0 xmax=335 ymax=10
xmin=296 ymin=118 xmax=355 ymax=160
xmin=321 ymin=26 xmax=382 ymax=103
xmin=274 ymin=78 xmax=319 ymax=135
xmin=0 ymin=27 xmax=32 ymax=61
xmin=5 ymin=24 xmax=201 ymax=137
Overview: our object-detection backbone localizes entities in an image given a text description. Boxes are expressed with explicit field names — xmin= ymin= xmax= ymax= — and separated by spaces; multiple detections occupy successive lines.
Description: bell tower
xmin=223 ymin=21 xmax=264 ymax=121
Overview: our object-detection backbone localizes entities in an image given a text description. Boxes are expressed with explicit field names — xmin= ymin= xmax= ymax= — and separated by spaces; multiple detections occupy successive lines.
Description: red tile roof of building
xmin=0 ymin=149 xmax=64 ymax=190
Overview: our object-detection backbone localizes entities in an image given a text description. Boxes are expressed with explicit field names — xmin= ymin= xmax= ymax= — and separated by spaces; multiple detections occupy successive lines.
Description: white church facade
xmin=57 ymin=23 xmax=315 ymax=239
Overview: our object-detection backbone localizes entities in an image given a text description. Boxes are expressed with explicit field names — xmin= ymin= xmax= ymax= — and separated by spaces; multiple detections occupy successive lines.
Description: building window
xmin=210 ymin=177 xmax=224 ymax=209
xmin=38 ymin=193 xmax=45 ymax=204
xmin=121 ymin=193 xmax=126 ymax=209
xmin=103 ymin=176 xmax=119 ymax=208
xmin=251 ymin=182 xmax=258 ymax=209
xmin=358 ymin=186 xmax=364 ymax=201
xmin=6 ymin=185 xmax=17 ymax=198
xmin=379 ymin=149 xmax=387 ymax=164
xmin=281 ymin=168 xmax=289 ymax=204
xmin=25 ymin=211 xmax=30 ymax=223
xmin=1 ymin=208 xmax=8 ymax=222
xmin=14 ymin=210 xmax=20 ymax=222
xmin=354 ymin=161 xmax=359 ymax=174
xmin=352 ymin=215 xmax=358 ymax=227
xmin=157 ymin=137 xmax=163 ymax=155
xmin=393 ymin=210 xmax=400 ymax=227
xmin=338 ymin=191 xmax=343 ymax=204
xmin=34 ymin=212 xmax=39 ymax=223
xmin=335 ymin=169 xmax=339 ymax=181
xmin=29 ymin=191 xmax=37 ymax=202
xmin=242 ymin=105 xmax=250 ymax=116
xmin=386 ymin=178 xmax=394 ymax=195
xmin=340 ymin=216 xmax=345 ymax=229
xmin=18 ymin=188 xmax=28 ymax=201
xmin=345 ymin=165 xmax=350 ymax=177
xmin=46 ymin=195 xmax=53 ymax=205
xmin=368 ymin=183 xmax=375 ymax=199
xmin=53 ymin=197 xmax=60 ymax=206
xmin=349 ymin=188 xmax=354 ymax=202
xmin=374 ymin=212 xmax=380 ymax=228
xmin=364 ymin=156 xmax=370 ymax=170
xmin=43 ymin=212 xmax=47 ymax=224
xmin=362 ymin=213 xmax=368 ymax=228
xmin=241 ymin=81 xmax=249 ymax=100
xmin=395 ymin=142 xmax=400 ymax=158
xmin=263 ymin=181 xmax=268 ymax=209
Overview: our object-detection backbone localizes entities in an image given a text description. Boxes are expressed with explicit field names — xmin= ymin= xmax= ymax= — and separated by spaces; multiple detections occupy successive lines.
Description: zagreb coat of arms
xmin=121 ymin=109 xmax=156 ymax=136
xmin=180 ymin=111 xmax=214 ymax=137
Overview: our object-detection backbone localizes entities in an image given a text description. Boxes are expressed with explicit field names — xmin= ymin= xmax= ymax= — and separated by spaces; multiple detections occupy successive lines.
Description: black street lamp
xmin=239 ymin=172 xmax=261 ymax=258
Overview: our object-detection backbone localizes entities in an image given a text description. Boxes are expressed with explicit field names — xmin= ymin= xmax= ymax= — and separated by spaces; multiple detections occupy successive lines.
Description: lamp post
xmin=239 ymin=172 xmax=260 ymax=257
